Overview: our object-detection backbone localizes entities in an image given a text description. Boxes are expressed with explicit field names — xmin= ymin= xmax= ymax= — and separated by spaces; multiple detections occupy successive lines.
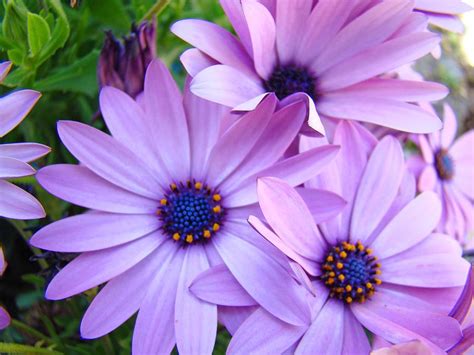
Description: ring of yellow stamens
xmin=321 ymin=241 xmax=381 ymax=304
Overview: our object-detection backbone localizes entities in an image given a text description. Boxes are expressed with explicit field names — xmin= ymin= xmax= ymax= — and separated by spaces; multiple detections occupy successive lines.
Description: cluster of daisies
xmin=1 ymin=0 xmax=474 ymax=354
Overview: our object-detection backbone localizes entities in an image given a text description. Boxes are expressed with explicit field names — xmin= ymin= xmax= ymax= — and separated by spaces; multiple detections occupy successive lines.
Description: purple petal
xmin=80 ymin=240 xmax=177 ymax=338
xmin=45 ymin=232 xmax=164 ymax=300
xmin=225 ymin=145 xmax=339 ymax=207
xmin=418 ymin=165 xmax=438 ymax=192
xmin=342 ymin=306 xmax=371 ymax=354
xmin=228 ymin=308 xmax=306 ymax=354
xmin=296 ymin=299 xmax=345 ymax=354
xmin=143 ymin=59 xmax=190 ymax=181
xmin=100 ymin=86 xmax=171 ymax=184
xmin=296 ymin=187 xmax=347 ymax=224
xmin=0 ymin=90 xmax=41 ymax=137
xmin=0 ymin=247 xmax=5 ymax=275
xmin=37 ymin=165 xmax=158 ymax=214
xmin=31 ymin=213 xmax=160 ymax=252
xmin=0 ymin=306 xmax=10 ymax=330
xmin=257 ymin=177 xmax=326 ymax=261
xmin=441 ymin=103 xmax=458 ymax=148
xmin=370 ymin=192 xmax=441 ymax=259
xmin=190 ymin=264 xmax=257 ymax=306
xmin=0 ymin=143 xmax=50 ymax=163
xmin=191 ymin=64 xmax=265 ymax=107
xmin=175 ymin=246 xmax=217 ymax=355
xmin=0 ymin=61 xmax=12 ymax=83
xmin=132 ymin=248 xmax=184 ymax=355
xmin=416 ymin=0 xmax=472 ymax=14
xmin=206 ymin=94 xmax=277 ymax=186
xmin=0 ymin=157 xmax=35 ymax=178
xmin=319 ymin=32 xmax=440 ymax=92
xmin=213 ymin=231 xmax=310 ymax=326
xmin=218 ymin=306 xmax=257 ymax=336
xmin=171 ymin=19 xmax=254 ymax=76
xmin=57 ymin=120 xmax=162 ymax=199
xmin=242 ymin=0 xmax=276 ymax=79
xmin=351 ymin=136 xmax=405 ymax=243
xmin=0 ymin=179 xmax=45 ymax=219
xmin=450 ymin=266 xmax=473 ymax=323
xmin=219 ymin=0 xmax=252 ymax=54
xmin=317 ymin=96 xmax=442 ymax=133
xmin=180 ymin=49 xmax=217 ymax=77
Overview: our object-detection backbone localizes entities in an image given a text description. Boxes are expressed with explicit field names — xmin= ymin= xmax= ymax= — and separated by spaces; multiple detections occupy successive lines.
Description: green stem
xmin=7 ymin=219 xmax=48 ymax=269
xmin=11 ymin=319 xmax=54 ymax=345
xmin=140 ymin=0 xmax=172 ymax=22
xmin=101 ymin=335 xmax=115 ymax=354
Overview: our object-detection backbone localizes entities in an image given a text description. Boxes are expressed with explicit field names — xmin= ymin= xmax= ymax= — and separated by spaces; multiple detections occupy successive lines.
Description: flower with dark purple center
xmin=157 ymin=181 xmax=224 ymax=244
xmin=264 ymin=65 xmax=316 ymax=101
xmin=434 ymin=149 xmax=455 ymax=181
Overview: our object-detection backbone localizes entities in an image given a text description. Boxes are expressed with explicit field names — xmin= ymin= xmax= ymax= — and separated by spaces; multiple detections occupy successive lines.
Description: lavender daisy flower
xmin=0 ymin=61 xmax=49 ymax=220
xmin=172 ymin=0 xmax=447 ymax=137
xmin=414 ymin=0 xmax=472 ymax=33
xmin=30 ymin=59 xmax=342 ymax=354
xmin=0 ymin=247 xmax=10 ymax=330
xmin=409 ymin=104 xmax=474 ymax=247
xmin=215 ymin=122 xmax=469 ymax=353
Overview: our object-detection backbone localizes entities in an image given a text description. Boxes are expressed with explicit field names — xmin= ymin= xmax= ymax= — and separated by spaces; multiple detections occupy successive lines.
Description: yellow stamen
xmin=346 ymin=296 xmax=353 ymax=304
xmin=160 ymin=198 xmax=167 ymax=205
xmin=170 ymin=183 xmax=177 ymax=191
xmin=172 ymin=233 xmax=180 ymax=241
xmin=186 ymin=234 xmax=194 ymax=243
xmin=203 ymin=230 xmax=211 ymax=238
xmin=213 ymin=194 xmax=221 ymax=202
xmin=357 ymin=287 xmax=363 ymax=294
xmin=366 ymin=248 xmax=373 ymax=255
xmin=336 ymin=262 xmax=344 ymax=269
xmin=339 ymin=251 xmax=347 ymax=258
xmin=327 ymin=278 xmax=335 ymax=285
xmin=345 ymin=285 xmax=352 ymax=292
xmin=329 ymin=272 xmax=335 ymax=277
xmin=326 ymin=255 xmax=334 ymax=262
xmin=338 ymin=274 xmax=345 ymax=281
xmin=212 ymin=223 xmax=220 ymax=232
xmin=375 ymin=270 xmax=382 ymax=275
xmin=194 ymin=182 xmax=203 ymax=190
xmin=374 ymin=278 xmax=382 ymax=285
xmin=366 ymin=282 xmax=373 ymax=289
xmin=213 ymin=205 xmax=221 ymax=213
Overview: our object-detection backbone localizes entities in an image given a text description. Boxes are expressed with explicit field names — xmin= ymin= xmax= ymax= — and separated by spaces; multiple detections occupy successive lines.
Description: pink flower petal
xmin=418 ymin=165 xmax=438 ymax=192
xmin=296 ymin=187 xmax=347 ymax=224
xmin=441 ymin=103 xmax=458 ymax=148
xmin=219 ymin=0 xmax=252 ymax=54
xmin=180 ymin=48 xmax=217 ymax=77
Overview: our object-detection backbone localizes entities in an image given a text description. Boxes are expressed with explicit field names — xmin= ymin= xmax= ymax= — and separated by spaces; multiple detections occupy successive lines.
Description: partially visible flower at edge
xmin=0 ymin=247 xmax=10 ymax=330
xmin=407 ymin=103 xmax=474 ymax=248
xmin=98 ymin=21 xmax=157 ymax=99
xmin=0 ymin=61 xmax=49 ymax=220
xmin=414 ymin=0 xmax=473 ymax=33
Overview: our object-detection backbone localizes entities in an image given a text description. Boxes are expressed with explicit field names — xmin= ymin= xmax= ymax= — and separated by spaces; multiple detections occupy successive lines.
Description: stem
xmin=140 ymin=0 xmax=172 ymax=22
xmin=11 ymin=319 xmax=54 ymax=345
xmin=101 ymin=335 xmax=115 ymax=354
xmin=7 ymin=219 xmax=48 ymax=269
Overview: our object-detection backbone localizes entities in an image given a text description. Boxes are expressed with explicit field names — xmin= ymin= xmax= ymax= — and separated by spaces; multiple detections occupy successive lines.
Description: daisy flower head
xmin=172 ymin=0 xmax=448 ymax=138
xmin=410 ymin=104 xmax=474 ymax=247
xmin=414 ymin=0 xmax=472 ymax=33
xmin=30 ymin=59 xmax=341 ymax=354
xmin=0 ymin=61 xmax=49 ymax=220
xmin=0 ymin=247 xmax=10 ymax=330
xmin=227 ymin=121 xmax=469 ymax=354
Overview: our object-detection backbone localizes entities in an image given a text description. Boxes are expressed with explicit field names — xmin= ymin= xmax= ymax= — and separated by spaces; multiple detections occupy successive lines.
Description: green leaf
xmin=85 ymin=0 xmax=130 ymax=32
xmin=33 ymin=50 xmax=99 ymax=96
xmin=0 ymin=343 xmax=62 ymax=355
xmin=27 ymin=13 xmax=51 ymax=57
xmin=2 ymin=0 xmax=28 ymax=45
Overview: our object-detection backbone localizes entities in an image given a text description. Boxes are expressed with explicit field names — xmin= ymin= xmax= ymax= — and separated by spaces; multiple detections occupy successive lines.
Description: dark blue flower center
xmin=435 ymin=149 xmax=455 ymax=181
xmin=264 ymin=65 xmax=316 ymax=100
xmin=157 ymin=181 xmax=225 ymax=244
xmin=321 ymin=241 xmax=381 ymax=304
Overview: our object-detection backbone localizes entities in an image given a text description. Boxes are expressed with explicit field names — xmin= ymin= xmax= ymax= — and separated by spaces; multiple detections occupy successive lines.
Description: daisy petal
xmin=418 ymin=165 xmax=438 ymax=192
xmin=296 ymin=188 xmax=347 ymax=224
xmin=441 ymin=103 xmax=458 ymax=148
xmin=0 ymin=179 xmax=45 ymax=219
xmin=175 ymin=246 xmax=217 ymax=355
xmin=180 ymin=49 xmax=217 ymax=77
xmin=0 ymin=90 xmax=41 ymax=137
xmin=30 ymin=213 xmax=160 ymax=252
xmin=0 ymin=157 xmax=35 ymax=178
xmin=0 ymin=143 xmax=50 ymax=163
xmin=45 ymin=232 xmax=164 ymax=300
xmin=0 ymin=61 xmax=12 ymax=82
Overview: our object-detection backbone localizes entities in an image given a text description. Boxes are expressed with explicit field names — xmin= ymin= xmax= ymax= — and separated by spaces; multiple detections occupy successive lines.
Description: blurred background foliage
xmin=0 ymin=0 xmax=472 ymax=354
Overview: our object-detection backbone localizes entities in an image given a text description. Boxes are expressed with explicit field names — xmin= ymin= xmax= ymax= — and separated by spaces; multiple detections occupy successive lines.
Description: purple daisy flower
xmin=0 ymin=247 xmax=10 ymax=330
xmin=0 ymin=61 xmax=49 ymax=220
xmin=172 ymin=0 xmax=447 ymax=137
xmin=204 ymin=122 xmax=469 ymax=353
xmin=414 ymin=0 xmax=472 ymax=33
xmin=30 ymin=59 xmax=343 ymax=354
xmin=409 ymin=104 xmax=474 ymax=247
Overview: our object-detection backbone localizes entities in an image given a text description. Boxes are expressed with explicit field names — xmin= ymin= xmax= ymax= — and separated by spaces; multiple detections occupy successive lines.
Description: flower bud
xmin=98 ymin=21 xmax=157 ymax=98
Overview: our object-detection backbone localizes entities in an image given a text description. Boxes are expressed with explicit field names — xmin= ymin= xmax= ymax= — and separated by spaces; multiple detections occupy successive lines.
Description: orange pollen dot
xmin=194 ymin=182 xmax=203 ymax=190
xmin=213 ymin=194 xmax=221 ymax=202
xmin=203 ymin=230 xmax=211 ymax=238
xmin=160 ymin=198 xmax=167 ymax=205
xmin=172 ymin=233 xmax=180 ymax=241
xmin=336 ymin=262 xmax=344 ymax=269
xmin=212 ymin=223 xmax=220 ymax=231
xmin=186 ymin=234 xmax=194 ymax=243
xmin=213 ymin=206 xmax=221 ymax=213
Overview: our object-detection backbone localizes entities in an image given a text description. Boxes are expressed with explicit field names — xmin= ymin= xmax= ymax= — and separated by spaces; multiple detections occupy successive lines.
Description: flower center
xmin=264 ymin=65 xmax=316 ymax=100
xmin=157 ymin=181 xmax=225 ymax=244
xmin=434 ymin=149 xmax=454 ymax=181
xmin=321 ymin=241 xmax=381 ymax=304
